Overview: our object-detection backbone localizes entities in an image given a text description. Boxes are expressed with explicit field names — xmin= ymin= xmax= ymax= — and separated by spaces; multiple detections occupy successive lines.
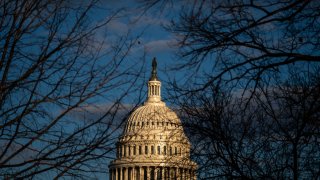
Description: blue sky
xmin=85 ymin=1 xmax=188 ymax=106
xmin=82 ymin=2 xmax=183 ymax=179
xmin=77 ymin=1 xmax=320 ymax=179
xmin=89 ymin=2 xmax=195 ymax=179
xmin=99 ymin=1 xmax=177 ymax=57
xmin=6 ymin=1 xmax=319 ymax=179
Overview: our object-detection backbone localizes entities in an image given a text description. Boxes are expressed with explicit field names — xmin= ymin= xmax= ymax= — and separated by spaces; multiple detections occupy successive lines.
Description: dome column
xmin=153 ymin=167 xmax=157 ymax=180
xmin=131 ymin=166 xmax=136 ymax=180
xmin=140 ymin=166 xmax=144 ymax=180
xmin=115 ymin=168 xmax=118 ymax=180
xmin=161 ymin=167 xmax=165 ymax=180
xmin=119 ymin=168 xmax=122 ymax=180
xmin=186 ymin=169 xmax=190 ymax=180
xmin=177 ymin=168 xmax=181 ymax=180
xmin=182 ymin=169 xmax=185 ymax=180
xmin=147 ymin=166 xmax=150 ymax=180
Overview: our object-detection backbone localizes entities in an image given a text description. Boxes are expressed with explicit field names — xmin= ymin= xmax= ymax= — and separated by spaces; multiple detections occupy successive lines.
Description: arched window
xmin=145 ymin=145 xmax=148 ymax=154
xmin=157 ymin=146 xmax=161 ymax=155
xmin=139 ymin=145 xmax=142 ymax=155
xmin=151 ymin=145 xmax=154 ymax=154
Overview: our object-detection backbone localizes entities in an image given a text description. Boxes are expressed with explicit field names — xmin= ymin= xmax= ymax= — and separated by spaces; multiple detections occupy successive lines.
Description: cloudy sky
xmin=102 ymin=1 xmax=178 ymax=55
xmin=83 ymin=0 xmax=192 ymax=106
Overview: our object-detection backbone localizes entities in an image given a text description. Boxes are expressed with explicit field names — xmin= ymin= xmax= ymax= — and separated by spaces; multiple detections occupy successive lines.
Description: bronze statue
xmin=150 ymin=57 xmax=158 ymax=81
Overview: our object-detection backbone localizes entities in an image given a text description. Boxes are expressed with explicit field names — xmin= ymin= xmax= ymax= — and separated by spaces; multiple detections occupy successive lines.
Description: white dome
xmin=109 ymin=58 xmax=197 ymax=180
xmin=124 ymin=102 xmax=182 ymax=133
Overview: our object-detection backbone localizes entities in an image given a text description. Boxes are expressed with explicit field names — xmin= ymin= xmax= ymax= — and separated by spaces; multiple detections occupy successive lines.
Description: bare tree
xmin=253 ymin=68 xmax=320 ymax=180
xmin=173 ymin=82 xmax=260 ymax=179
xmin=143 ymin=0 xmax=320 ymax=93
xmin=172 ymin=68 xmax=320 ymax=179
xmin=0 ymin=0 xmax=145 ymax=179
xmin=139 ymin=1 xmax=320 ymax=179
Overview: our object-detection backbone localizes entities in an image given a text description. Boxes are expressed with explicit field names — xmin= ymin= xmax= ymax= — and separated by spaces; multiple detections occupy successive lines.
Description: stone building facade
xmin=109 ymin=58 xmax=197 ymax=180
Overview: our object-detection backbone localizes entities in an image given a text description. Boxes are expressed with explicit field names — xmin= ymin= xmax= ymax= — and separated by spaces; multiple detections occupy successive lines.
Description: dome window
xmin=139 ymin=146 xmax=142 ymax=155
xmin=145 ymin=146 xmax=148 ymax=155
xmin=151 ymin=146 xmax=154 ymax=155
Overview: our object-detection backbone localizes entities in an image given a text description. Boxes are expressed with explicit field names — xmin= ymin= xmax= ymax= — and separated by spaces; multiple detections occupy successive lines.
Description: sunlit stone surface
xmin=109 ymin=58 xmax=197 ymax=180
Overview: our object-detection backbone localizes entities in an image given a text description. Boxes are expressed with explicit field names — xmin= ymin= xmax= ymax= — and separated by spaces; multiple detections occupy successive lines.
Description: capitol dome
xmin=109 ymin=58 xmax=197 ymax=180
xmin=124 ymin=102 xmax=181 ymax=134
